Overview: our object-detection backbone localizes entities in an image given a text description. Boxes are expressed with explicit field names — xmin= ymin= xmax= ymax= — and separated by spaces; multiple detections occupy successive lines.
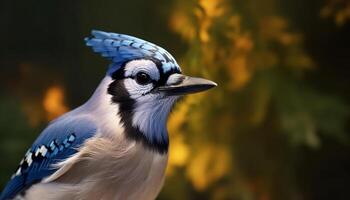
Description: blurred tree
xmin=161 ymin=0 xmax=350 ymax=199
xmin=321 ymin=0 xmax=350 ymax=26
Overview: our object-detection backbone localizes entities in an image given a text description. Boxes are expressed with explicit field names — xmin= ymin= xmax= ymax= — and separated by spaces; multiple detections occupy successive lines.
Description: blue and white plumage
xmin=0 ymin=30 xmax=216 ymax=200
xmin=85 ymin=30 xmax=181 ymax=75
xmin=1 ymin=117 xmax=96 ymax=199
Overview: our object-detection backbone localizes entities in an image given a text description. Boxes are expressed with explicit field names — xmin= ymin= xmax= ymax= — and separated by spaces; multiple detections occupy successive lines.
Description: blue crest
xmin=85 ymin=30 xmax=181 ymax=75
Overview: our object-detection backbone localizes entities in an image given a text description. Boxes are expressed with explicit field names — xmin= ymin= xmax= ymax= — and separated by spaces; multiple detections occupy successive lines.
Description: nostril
xmin=166 ymin=74 xmax=185 ymax=86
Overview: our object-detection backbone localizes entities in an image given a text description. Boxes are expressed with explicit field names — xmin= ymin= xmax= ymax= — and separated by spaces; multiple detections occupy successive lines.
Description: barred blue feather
xmin=85 ymin=30 xmax=181 ymax=75
xmin=0 ymin=117 xmax=97 ymax=200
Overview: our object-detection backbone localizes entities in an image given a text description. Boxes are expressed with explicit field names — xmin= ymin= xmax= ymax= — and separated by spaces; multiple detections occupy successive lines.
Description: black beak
xmin=157 ymin=74 xmax=217 ymax=96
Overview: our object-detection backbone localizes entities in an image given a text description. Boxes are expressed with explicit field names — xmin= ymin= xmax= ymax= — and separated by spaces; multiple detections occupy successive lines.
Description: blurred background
xmin=1 ymin=0 xmax=350 ymax=199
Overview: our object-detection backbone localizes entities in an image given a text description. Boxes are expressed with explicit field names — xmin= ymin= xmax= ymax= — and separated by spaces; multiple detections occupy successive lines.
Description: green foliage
xmin=164 ymin=0 xmax=350 ymax=199
xmin=0 ymin=95 xmax=37 ymax=188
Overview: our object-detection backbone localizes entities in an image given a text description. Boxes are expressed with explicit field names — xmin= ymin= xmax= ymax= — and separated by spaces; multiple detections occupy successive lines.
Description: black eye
xmin=135 ymin=72 xmax=152 ymax=85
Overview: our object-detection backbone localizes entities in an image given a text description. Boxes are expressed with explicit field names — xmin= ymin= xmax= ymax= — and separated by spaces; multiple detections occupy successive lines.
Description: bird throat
xmin=107 ymin=79 xmax=170 ymax=154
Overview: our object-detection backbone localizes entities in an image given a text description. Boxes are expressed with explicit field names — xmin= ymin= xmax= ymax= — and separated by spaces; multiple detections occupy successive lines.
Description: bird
xmin=0 ymin=30 xmax=217 ymax=200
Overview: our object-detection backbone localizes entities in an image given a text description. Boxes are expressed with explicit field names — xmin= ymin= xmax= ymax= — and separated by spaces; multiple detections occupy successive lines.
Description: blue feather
xmin=85 ymin=30 xmax=181 ymax=75
xmin=0 ymin=117 xmax=97 ymax=200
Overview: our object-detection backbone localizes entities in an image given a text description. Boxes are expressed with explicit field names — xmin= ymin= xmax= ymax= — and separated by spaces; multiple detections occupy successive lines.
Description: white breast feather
xmin=20 ymin=76 xmax=169 ymax=200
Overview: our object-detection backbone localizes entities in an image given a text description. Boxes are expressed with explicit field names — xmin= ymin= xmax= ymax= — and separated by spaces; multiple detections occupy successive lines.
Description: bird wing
xmin=0 ymin=116 xmax=97 ymax=200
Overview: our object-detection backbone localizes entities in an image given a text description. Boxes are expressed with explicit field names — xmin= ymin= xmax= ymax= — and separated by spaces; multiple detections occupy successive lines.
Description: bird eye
xmin=135 ymin=72 xmax=152 ymax=85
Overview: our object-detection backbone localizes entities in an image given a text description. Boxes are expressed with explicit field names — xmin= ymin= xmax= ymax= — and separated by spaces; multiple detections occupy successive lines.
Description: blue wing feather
xmin=0 ymin=117 xmax=97 ymax=200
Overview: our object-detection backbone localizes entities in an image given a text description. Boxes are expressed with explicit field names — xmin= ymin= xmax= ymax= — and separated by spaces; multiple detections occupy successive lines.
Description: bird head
xmin=85 ymin=30 xmax=216 ymax=153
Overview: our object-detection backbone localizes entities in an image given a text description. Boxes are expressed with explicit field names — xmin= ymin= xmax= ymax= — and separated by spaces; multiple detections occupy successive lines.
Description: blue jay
xmin=0 ymin=30 xmax=216 ymax=200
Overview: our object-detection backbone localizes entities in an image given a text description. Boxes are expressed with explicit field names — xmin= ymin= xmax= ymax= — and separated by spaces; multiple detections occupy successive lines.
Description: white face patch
xmin=124 ymin=59 xmax=160 ymax=81
xmin=123 ymin=59 xmax=160 ymax=99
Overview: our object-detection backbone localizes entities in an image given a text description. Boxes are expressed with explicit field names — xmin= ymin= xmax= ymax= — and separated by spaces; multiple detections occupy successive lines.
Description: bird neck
xmin=122 ymin=95 xmax=179 ymax=154
xmin=87 ymin=76 xmax=174 ymax=154
xmin=111 ymin=83 xmax=177 ymax=155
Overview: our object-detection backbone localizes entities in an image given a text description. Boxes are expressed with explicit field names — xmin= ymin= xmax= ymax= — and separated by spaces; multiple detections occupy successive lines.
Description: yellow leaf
xmin=43 ymin=86 xmax=68 ymax=121
xmin=186 ymin=145 xmax=231 ymax=191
